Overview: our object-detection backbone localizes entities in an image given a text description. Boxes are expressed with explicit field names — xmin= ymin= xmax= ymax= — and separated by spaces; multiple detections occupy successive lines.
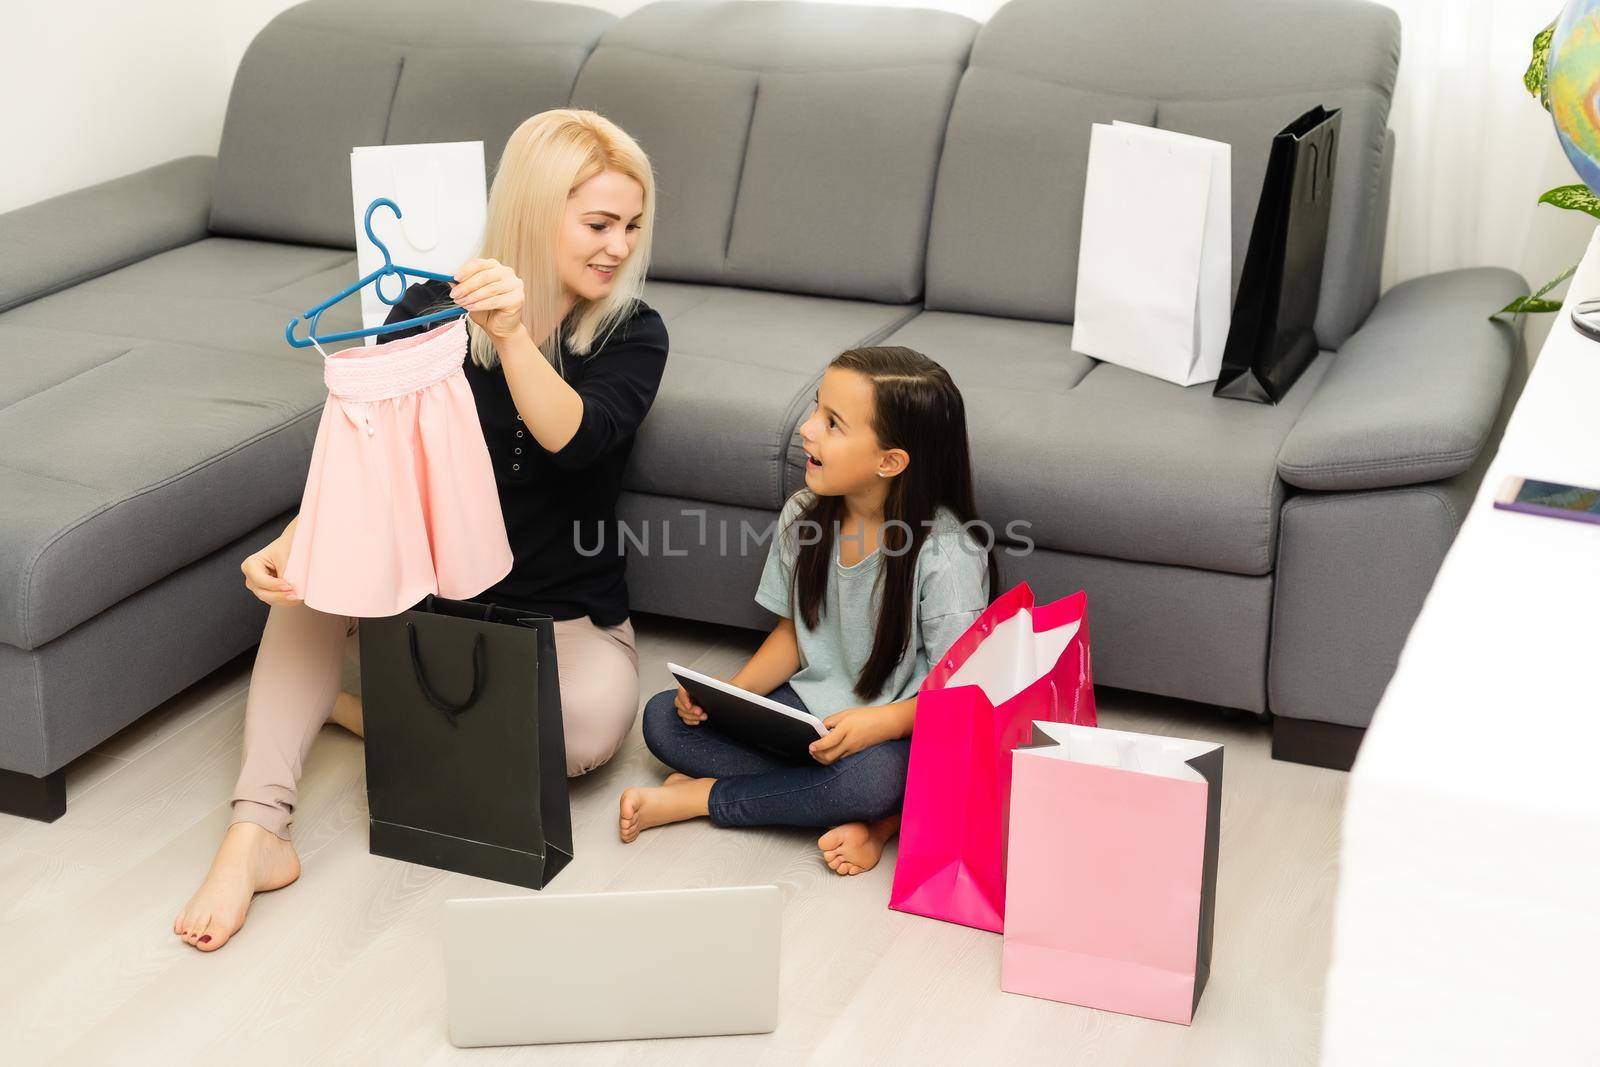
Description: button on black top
xmin=385 ymin=280 xmax=668 ymax=624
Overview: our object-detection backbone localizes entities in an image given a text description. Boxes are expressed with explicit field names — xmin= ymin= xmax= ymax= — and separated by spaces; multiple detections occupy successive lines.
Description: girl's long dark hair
xmin=790 ymin=347 xmax=998 ymax=702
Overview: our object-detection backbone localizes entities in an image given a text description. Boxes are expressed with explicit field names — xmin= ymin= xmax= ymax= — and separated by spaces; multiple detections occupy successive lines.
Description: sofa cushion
xmin=2 ymin=238 xmax=360 ymax=357
xmin=210 ymin=0 xmax=613 ymax=249
xmin=834 ymin=311 xmax=1332 ymax=576
xmin=924 ymin=0 xmax=1399 ymax=349
xmin=0 ymin=326 xmax=139 ymax=410
xmin=0 ymin=240 xmax=353 ymax=650
xmin=572 ymin=0 xmax=976 ymax=302
xmin=0 ymin=157 xmax=216 ymax=316
xmin=625 ymin=281 xmax=918 ymax=510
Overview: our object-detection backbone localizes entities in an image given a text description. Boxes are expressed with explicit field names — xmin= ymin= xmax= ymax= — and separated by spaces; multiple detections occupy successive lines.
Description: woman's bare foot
xmin=618 ymin=778 xmax=714 ymax=843
xmin=174 ymin=821 xmax=301 ymax=952
xmin=663 ymin=772 xmax=693 ymax=786
xmin=819 ymin=814 xmax=901 ymax=876
xmin=329 ymin=691 xmax=363 ymax=737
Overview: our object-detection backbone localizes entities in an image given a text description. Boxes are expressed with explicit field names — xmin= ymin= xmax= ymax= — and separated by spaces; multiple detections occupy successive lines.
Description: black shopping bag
xmin=358 ymin=595 xmax=571 ymax=890
xmin=1214 ymin=106 xmax=1341 ymax=404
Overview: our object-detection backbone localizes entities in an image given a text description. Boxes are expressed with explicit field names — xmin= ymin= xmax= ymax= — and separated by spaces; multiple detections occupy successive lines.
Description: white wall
xmin=0 ymin=1 xmax=305 ymax=215
xmin=0 ymin=0 xmax=1579 ymax=340
xmin=1380 ymin=0 xmax=1582 ymax=357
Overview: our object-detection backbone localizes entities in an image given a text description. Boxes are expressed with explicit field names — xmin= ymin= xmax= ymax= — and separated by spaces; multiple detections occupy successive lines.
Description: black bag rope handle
xmin=406 ymin=623 xmax=487 ymax=728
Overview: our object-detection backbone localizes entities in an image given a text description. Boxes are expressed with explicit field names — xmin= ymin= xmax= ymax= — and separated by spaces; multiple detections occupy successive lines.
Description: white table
xmin=1322 ymin=228 xmax=1600 ymax=1064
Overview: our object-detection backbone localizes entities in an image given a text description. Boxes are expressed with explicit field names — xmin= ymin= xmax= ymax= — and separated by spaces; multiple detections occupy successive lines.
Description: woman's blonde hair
xmin=462 ymin=109 xmax=655 ymax=371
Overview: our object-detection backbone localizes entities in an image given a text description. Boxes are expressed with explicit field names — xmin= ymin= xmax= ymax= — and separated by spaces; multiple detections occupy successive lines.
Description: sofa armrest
xmin=0 ymin=155 xmax=215 ymax=314
xmin=1277 ymin=267 xmax=1526 ymax=492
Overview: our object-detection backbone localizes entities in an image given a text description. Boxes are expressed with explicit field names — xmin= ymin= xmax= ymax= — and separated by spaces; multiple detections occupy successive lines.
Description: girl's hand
xmin=241 ymin=536 xmax=299 ymax=607
xmin=674 ymin=684 xmax=707 ymax=727
xmin=810 ymin=706 xmax=888 ymax=765
xmin=451 ymin=258 xmax=525 ymax=342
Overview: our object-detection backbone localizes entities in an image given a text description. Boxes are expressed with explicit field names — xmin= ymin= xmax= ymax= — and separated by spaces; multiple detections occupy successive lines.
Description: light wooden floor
xmin=0 ymin=614 xmax=1347 ymax=1066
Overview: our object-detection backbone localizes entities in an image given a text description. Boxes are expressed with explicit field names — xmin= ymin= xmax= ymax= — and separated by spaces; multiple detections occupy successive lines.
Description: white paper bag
xmin=350 ymin=141 xmax=488 ymax=338
xmin=1071 ymin=122 xmax=1231 ymax=386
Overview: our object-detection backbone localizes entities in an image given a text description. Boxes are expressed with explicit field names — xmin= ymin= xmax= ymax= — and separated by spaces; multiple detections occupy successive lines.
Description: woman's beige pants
xmin=229 ymin=602 xmax=638 ymax=840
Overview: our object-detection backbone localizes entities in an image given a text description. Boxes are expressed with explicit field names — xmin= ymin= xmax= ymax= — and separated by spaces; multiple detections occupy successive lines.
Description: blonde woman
xmin=175 ymin=110 xmax=666 ymax=952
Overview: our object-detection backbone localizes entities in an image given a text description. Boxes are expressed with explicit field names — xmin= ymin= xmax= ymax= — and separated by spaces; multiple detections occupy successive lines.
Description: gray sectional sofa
xmin=0 ymin=0 xmax=1525 ymax=821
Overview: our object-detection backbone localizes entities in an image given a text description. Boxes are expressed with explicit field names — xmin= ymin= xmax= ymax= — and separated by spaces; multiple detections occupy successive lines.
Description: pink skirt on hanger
xmin=283 ymin=317 xmax=513 ymax=618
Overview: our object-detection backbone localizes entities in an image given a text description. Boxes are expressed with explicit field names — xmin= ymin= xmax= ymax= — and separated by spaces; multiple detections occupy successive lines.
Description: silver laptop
xmin=444 ymin=885 xmax=782 ymax=1047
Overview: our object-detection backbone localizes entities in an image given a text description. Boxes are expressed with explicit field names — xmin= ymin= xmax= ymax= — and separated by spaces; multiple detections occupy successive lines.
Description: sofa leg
xmin=0 ymin=766 xmax=67 ymax=822
xmin=1271 ymin=717 xmax=1365 ymax=772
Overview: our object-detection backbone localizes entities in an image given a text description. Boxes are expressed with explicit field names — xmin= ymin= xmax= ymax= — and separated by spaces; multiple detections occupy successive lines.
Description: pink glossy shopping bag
xmin=1001 ymin=721 xmax=1223 ymax=1025
xmin=888 ymin=582 xmax=1096 ymax=932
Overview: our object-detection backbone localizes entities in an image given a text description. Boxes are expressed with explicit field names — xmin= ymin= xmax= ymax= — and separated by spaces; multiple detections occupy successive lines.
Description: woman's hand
xmin=674 ymin=684 xmax=708 ymax=727
xmin=451 ymin=258 xmax=526 ymax=342
xmin=241 ymin=535 xmax=299 ymax=608
xmin=810 ymin=706 xmax=892 ymax=765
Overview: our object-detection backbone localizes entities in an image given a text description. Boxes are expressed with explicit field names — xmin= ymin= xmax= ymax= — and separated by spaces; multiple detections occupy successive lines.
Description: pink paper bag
xmin=888 ymin=582 xmax=1096 ymax=933
xmin=1002 ymin=721 xmax=1223 ymax=1025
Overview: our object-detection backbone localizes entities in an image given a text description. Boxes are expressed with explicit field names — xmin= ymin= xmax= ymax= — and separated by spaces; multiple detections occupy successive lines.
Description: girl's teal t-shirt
xmin=754 ymin=491 xmax=992 ymax=717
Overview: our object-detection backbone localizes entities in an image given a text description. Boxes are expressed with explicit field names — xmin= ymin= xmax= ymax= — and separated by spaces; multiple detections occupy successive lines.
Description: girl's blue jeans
xmin=641 ymin=683 xmax=911 ymax=829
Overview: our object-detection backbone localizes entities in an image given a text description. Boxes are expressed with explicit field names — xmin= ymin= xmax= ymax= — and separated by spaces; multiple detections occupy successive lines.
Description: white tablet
xmin=667 ymin=663 xmax=826 ymax=761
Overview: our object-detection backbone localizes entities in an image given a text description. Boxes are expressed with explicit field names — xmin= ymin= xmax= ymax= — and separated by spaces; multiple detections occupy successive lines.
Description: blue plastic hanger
xmin=284 ymin=197 xmax=466 ymax=349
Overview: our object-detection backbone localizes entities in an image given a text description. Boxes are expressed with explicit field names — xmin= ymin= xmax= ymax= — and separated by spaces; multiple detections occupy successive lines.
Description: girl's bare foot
xmin=663 ymin=772 xmax=692 ymax=786
xmin=174 ymin=821 xmax=301 ymax=952
xmin=329 ymin=691 xmax=363 ymax=737
xmin=819 ymin=813 xmax=901 ymax=876
xmin=618 ymin=778 xmax=714 ymax=843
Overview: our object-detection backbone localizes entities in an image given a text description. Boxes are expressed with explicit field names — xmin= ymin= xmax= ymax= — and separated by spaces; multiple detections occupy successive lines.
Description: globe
xmin=1551 ymin=0 xmax=1600 ymax=196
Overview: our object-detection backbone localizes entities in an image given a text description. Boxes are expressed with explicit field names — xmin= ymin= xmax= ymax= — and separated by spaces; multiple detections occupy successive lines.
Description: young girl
xmin=620 ymin=346 xmax=997 ymax=876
